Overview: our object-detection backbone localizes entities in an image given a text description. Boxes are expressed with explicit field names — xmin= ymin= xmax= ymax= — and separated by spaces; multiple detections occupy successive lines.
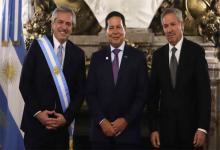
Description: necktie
xmin=112 ymin=49 xmax=120 ymax=84
xmin=57 ymin=44 xmax=63 ymax=65
xmin=170 ymin=47 xmax=178 ymax=88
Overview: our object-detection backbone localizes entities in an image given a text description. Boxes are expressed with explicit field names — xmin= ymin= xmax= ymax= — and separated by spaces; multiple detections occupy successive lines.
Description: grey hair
xmin=51 ymin=6 xmax=76 ymax=27
xmin=161 ymin=8 xmax=183 ymax=24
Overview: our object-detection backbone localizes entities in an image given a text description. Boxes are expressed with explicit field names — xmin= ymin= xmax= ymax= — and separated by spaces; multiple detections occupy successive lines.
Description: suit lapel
xmin=175 ymin=38 xmax=187 ymax=89
xmin=104 ymin=46 xmax=115 ymax=87
xmin=163 ymin=44 xmax=173 ymax=89
xmin=116 ymin=44 xmax=130 ymax=86
xmin=63 ymin=41 xmax=70 ymax=75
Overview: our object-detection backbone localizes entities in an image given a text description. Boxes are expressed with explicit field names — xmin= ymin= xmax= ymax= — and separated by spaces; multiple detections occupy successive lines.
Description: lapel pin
xmin=105 ymin=57 xmax=109 ymax=60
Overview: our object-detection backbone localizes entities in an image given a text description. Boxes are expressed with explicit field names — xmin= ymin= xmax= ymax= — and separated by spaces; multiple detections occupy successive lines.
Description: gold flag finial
xmin=69 ymin=136 xmax=74 ymax=150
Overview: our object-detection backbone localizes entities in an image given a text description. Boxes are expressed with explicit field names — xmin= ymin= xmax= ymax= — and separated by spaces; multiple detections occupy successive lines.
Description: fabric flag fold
xmin=0 ymin=0 xmax=25 ymax=149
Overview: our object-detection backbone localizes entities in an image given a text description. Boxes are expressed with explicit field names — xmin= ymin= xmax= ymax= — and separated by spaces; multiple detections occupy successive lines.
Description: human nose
xmin=61 ymin=23 xmax=68 ymax=29
xmin=166 ymin=26 xmax=173 ymax=33
xmin=112 ymin=28 xmax=119 ymax=34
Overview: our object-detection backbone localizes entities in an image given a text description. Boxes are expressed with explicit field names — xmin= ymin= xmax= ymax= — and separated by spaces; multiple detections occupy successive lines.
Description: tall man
xmin=19 ymin=6 xmax=86 ymax=149
xmin=86 ymin=11 xmax=149 ymax=150
xmin=149 ymin=8 xmax=211 ymax=149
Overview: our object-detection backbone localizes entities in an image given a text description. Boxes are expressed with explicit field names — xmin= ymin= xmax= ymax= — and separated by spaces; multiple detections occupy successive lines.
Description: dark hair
xmin=105 ymin=11 xmax=126 ymax=29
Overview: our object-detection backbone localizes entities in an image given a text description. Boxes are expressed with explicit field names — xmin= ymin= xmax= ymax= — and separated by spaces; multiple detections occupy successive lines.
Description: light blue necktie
xmin=57 ymin=44 xmax=63 ymax=65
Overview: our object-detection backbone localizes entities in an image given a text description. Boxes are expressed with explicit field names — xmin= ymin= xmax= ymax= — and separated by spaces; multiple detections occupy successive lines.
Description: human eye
xmin=117 ymin=25 xmax=122 ymax=29
xmin=65 ymin=22 xmax=72 ymax=27
xmin=108 ymin=26 xmax=114 ymax=30
xmin=171 ymin=22 xmax=176 ymax=26
xmin=56 ymin=19 xmax=63 ymax=24
xmin=163 ymin=24 xmax=168 ymax=28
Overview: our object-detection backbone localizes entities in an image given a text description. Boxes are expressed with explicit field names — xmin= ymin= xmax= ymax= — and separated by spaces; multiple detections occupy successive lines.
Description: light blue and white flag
xmin=0 ymin=0 xmax=25 ymax=149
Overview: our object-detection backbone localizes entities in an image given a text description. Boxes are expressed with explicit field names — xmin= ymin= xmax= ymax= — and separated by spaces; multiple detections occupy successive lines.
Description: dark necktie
xmin=57 ymin=44 xmax=63 ymax=65
xmin=170 ymin=47 xmax=178 ymax=88
xmin=112 ymin=49 xmax=120 ymax=84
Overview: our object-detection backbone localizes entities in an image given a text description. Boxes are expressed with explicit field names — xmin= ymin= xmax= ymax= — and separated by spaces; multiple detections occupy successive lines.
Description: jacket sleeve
xmin=19 ymin=39 xmax=41 ymax=116
xmin=86 ymin=53 xmax=105 ymax=125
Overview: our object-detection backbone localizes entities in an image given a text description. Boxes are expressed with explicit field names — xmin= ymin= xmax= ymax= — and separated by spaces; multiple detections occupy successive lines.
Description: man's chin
xmin=58 ymin=37 xmax=68 ymax=43
xmin=167 ymin=39 xmax=176 ymax=45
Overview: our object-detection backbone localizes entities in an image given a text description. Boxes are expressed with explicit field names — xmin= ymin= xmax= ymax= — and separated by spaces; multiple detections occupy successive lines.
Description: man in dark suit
xmin=86 ymin=11 xmax=149 ymax=150
xmin=19 ymin=6 xmax=85 ymax=149
xmin=149 ymin=8 xmax=211 ymax=149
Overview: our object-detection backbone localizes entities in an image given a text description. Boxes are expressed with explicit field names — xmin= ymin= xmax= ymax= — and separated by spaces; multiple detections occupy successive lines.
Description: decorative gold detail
xmin=124 ymin=39 xmax=154 ymax=72
xmin=1 ymin=41 xmax=9 ymax=47
xmin=53 ymin=66 xmax=60 ymax=75
xmin=199 ymin=10 xmax=220 ymax=42
xmin=24 ymin=0 xmax=101 ymax=49
xmin=23 ymin=0 xmax=56 ymax=49
xmin=150 ymin=0 xmax=220 ymax=43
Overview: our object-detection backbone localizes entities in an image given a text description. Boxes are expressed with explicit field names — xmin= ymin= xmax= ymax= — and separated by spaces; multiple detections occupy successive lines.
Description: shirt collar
xmin=53 ymin=35 xmax=67 ymax=51
xmin=169 ymin=35 xmax=183 ymax=53
xmin=110 ymin=41 xmax=125 ymax=52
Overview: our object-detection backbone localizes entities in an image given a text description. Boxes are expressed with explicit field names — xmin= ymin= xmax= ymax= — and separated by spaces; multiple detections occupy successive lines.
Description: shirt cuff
xmin=33 ymin=111 xmax=41 ymax=117
xmin=197 ymin=128 xmax=207 ymax=134
xmin=99 ymin=118 xmax=106 ymax=125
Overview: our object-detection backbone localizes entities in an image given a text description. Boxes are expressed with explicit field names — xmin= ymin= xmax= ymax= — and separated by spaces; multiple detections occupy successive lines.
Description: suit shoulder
xmin=67 ymin=40 xmax=84 ymax=55
xmin=126 ymin=45 xmax=145 ymax=56
xmin=29 ymin=38 xmax=40 ymax=49
xmin=184 ymin=38 xmax=202 ymax=47
xmin=153 ymin=44 xmax=167 ymax=57
xmin=184 ymin=38 xmax=205 ymax=54
xmin=27 ymin=39 xmax=42 ymax=55
xmin=91 ymin=46 xmax=108 ymax=57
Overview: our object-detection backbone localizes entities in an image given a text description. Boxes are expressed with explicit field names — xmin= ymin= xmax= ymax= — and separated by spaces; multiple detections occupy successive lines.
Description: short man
xmin=86 ymin=11 xmax=149 ymax=150
xmin=149 ymin=8 xmax=211 ymax=149
xmin=19 ymin=6 xmax=85 ymax=149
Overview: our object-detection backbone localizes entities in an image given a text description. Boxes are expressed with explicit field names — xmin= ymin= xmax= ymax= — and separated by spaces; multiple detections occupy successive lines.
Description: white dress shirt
xmin=110 ymin=41 xmax=125 ymax=67
xmin=53 ymin=35 xmax=66 ymax=68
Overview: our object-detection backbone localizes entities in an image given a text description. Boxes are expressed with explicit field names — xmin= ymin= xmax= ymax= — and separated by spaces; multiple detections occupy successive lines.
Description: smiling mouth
xmin=112 ymin=37 xmax=119 ymax=40
xmin=59 ymin=31 xmax=67 ymax=36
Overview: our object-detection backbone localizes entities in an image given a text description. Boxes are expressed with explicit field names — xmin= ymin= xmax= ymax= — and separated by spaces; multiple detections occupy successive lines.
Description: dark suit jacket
xmin=19 ymin=35 xmax=86 ymax=138
xmin=149 ymin=38 xmax=211 ymax=147
xmin=86 ymin=44 xmax=149 ymax=143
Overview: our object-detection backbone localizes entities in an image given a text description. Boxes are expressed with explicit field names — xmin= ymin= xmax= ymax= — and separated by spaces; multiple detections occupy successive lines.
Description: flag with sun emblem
xmin=0 ymin=0 xmax=25 ymax=149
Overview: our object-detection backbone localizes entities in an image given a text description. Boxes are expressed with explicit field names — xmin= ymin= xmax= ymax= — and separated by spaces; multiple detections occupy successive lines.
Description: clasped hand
xmin=100 ymin=118 xmax=128 ymax=137
xmin=36 ymin=110 xmax=66 ymax=130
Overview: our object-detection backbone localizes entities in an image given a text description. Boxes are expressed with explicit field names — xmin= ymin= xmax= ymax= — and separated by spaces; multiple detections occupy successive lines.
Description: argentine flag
xmin=0 ymin=0 xmax=25 ymax=149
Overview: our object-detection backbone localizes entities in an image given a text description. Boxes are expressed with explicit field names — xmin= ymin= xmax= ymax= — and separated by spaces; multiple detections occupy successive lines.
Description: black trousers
xmin=91 ymin=140 xmax=143 ymax=150
xmin=24 ymin=129 xmax=69 ymax=150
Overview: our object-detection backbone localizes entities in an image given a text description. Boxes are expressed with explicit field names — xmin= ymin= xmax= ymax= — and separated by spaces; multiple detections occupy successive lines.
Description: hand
xmin=100 ymin=119 xmax=116 ymax=137
xmin=46 ymin=112 xmax=66 ymax=129
xmin=111 ymin=118 xmax=128 ymax=136
xmin=150 ymin=131 xmax=160 ymax=148
xmin=35 ymin=110 xmax=55 ymax=128
xmin=193 ymin=130 xmax=206 ymax=148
